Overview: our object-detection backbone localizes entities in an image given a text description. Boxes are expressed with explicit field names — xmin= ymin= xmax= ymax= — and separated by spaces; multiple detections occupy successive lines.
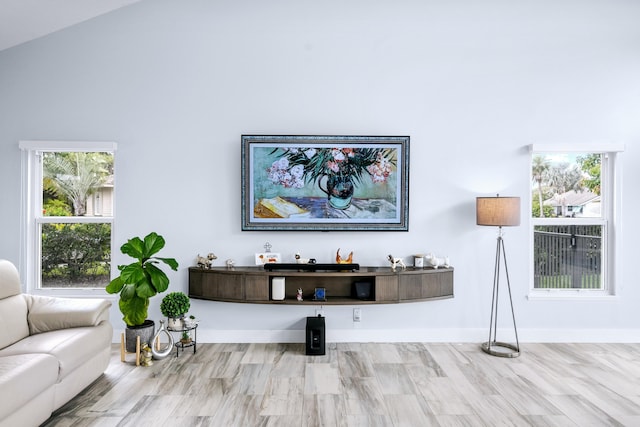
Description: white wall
xmin=1 ymin=0 xmax=639 ymax=343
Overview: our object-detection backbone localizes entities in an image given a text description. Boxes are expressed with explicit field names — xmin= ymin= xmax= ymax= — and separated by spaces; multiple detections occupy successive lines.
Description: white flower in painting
xmin=268 ymin=158 xmax=304 ymax=188
xmin=367 ymin=153 xmax=393 ymax=183
xmin=290 ymin=164 xmax=304 ymax=179
xmin=331 ymin=149 xmax=346 ymax=162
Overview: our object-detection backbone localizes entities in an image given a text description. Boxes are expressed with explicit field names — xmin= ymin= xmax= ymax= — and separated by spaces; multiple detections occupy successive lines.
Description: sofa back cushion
xmin=0 ymin=296 xmax=29 ymax=349
xmin=0 ymin=260 xmax=30 ymax=349
xmin=0 ymin=259 xmax=21 ymax=299
xmin=26 ymin=296 xmax=111 ymax=335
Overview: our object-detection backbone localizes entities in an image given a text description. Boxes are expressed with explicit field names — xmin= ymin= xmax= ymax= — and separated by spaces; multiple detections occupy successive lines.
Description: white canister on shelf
xmin=272 ymin=277 xmax=285 ymax=300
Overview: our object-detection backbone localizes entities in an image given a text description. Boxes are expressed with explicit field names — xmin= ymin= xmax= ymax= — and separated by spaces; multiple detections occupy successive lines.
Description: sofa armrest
xmin=26 ymin=295 xmax=112 ymax=335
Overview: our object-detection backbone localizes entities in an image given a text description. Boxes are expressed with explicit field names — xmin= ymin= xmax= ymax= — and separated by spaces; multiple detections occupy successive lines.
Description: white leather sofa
xmin=0 ymin=259 xmax=113 ymax=427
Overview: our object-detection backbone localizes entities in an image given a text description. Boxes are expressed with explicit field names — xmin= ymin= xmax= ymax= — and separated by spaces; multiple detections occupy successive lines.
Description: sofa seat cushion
xmin=0 ymin=353 xmax=58 ymax=420
xmin=0 ymin=321 xmax=112 ymax=381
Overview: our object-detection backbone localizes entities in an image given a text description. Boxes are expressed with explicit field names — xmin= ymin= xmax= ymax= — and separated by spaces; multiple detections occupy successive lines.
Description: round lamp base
xmin=481 ymin=341 xmax=520 ymax=358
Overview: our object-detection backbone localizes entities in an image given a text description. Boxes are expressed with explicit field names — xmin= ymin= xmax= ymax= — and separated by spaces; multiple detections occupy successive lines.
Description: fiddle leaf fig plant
xmin=106 ymin=232 xmax=179 ymax=327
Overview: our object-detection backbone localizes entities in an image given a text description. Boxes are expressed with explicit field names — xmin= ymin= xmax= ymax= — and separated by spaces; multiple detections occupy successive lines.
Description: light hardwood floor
xmin=43 ymin=342 xmax=640 ymax=426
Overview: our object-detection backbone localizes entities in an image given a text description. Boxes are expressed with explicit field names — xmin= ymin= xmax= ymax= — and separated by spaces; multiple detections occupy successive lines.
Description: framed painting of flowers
xmin=241 ymin=135 xmax=409 ymax=231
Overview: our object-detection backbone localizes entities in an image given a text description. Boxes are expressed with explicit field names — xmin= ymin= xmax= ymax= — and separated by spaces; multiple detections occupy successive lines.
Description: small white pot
xmin=167 ymin=317 xmax=183 ymax=329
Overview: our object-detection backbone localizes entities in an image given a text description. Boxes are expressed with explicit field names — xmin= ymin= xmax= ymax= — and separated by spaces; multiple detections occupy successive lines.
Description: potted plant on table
xmin=180 ymin=330 xmax=192 ymax=344
xmin=184 ymin=314 xmax=197 ymax=328
xmin=160 ymin=291 xmax=190 ymax=329
xmin=106 ymin=232 xmax=179 ymax=353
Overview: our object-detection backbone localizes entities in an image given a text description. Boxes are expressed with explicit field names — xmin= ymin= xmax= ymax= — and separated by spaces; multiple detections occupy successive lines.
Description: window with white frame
xmin=530 ymin=144 xmax=622 ymax=295
xmin=20 ymin=141 xmax=116 ymax=292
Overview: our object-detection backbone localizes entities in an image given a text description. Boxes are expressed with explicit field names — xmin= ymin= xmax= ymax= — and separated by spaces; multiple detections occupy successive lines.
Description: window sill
xmin=27 ymin=288 xmax=116 ymax=299
xmin=527 ymin=291 xmax=617 ymax=301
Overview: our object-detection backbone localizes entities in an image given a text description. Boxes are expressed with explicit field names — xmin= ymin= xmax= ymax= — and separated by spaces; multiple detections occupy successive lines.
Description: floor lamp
xmin=476 ymin=195 xmax=521 ymax=358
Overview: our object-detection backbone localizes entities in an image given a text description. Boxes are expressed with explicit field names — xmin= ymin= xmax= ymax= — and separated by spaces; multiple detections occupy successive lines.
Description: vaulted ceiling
xmin=0 ymin=0 xmax=143 ymax=51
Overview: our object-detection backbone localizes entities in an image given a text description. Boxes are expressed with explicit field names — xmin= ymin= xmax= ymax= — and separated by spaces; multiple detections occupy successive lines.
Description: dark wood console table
xmin=188 ymin=266 xmax=453 ymax=305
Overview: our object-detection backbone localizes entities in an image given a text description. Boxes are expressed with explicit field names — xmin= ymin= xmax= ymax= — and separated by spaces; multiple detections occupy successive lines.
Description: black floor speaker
xmin=305 ymin=315 xmax=325 ymax=356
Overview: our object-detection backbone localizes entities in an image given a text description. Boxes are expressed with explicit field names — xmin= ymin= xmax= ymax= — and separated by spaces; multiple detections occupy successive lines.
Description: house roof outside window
xmin=544 ymin=190 xmax=600 ymax=218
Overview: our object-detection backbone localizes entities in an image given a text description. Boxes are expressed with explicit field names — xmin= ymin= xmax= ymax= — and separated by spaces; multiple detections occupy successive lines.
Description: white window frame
xmin=19 ymin=140 xmax=117 ymax=296
xmin=528 ymin=143 xmax=623 ymax=300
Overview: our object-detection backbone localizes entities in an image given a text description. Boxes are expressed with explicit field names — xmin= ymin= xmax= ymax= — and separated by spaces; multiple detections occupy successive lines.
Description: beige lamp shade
xmin=476 ymin=196 xmax=521 ymax=227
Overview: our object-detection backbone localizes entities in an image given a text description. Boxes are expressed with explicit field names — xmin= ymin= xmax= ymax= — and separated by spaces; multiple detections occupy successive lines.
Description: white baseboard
xmin=518 ymin=328 xmax=640 ymax=343
xmin=113 ymin=328 xmax=640 ymax=344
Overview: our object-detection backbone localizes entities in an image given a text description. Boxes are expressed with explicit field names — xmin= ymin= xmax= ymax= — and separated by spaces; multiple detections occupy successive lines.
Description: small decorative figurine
xmin=206 ymin=253 xmax=217 ymax=267
xmin=196 ymin=254 xmax=208 ymax=268
xmin=196 ymin=252 xmax=217 ymax=268
xmin=387 ymin=254 xmax=406 ymax=271
xmin=296 ymin=288 xmax=304 ymax=301
xmin=140 ymin=343 xmax=153 ymax=367
xmin=336 ymin=248 xmax=354 ymax=264
xmin=225 ymin=259 xmax=236 ymax=268
xmin=295 ymin=253 xmax=317 ymax=264
xmin=425 ymin=253 xmax=450 ymax=269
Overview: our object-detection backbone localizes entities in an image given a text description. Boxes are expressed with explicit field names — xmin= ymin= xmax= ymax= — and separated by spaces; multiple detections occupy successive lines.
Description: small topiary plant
xmin=160 ymin=291 xmax=190 ymax=319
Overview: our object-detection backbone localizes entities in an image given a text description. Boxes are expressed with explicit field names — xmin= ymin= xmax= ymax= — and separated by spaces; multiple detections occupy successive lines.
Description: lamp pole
xmin=482 ymin=226 xmax=520 ymax=357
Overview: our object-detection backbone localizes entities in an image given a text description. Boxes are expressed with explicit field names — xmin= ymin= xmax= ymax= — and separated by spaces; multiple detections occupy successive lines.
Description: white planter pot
xmin=167 ymin=317 xmax=183 ymax=329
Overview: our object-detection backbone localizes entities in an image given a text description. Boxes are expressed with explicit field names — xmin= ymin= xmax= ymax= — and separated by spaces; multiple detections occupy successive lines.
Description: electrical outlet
xmin=353 ymin=308 xmax=362 ymax=322
xmin=315 ymin=308 xmax=325 ymax=317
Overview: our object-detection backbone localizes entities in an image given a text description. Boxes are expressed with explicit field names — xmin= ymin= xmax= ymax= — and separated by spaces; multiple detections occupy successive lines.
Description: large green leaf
xmin=119 ymin=263 xmax=145 ymax=284
xmin=143 ymin=232 xmax=165 ymax=258
xmin=120 ymin=236 xmax=144 ymax=260
xmin=135 ymin=278 xmax=157 ymax=299
xmin=105 ymin=276 xmax=124 ymax=294
xmin=145 ymin=263 xmax=170 ymax=293
xmin=119 ymin=294 xmax=149 ymax=326
xmin=120 ymin=283 xmax=136 ymax=301
xmin=156 ymin=256 xmax=179 ymax=271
